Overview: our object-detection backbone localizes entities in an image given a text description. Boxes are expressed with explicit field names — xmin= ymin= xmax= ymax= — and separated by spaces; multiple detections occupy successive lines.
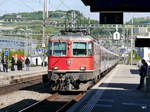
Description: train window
xmin=73 ymin=42 xmax=87 ymax=56
xmin=88 ymin=42 xmax=93 ymax=56
xmin=53 ymin=42 xmax=67 ymax=56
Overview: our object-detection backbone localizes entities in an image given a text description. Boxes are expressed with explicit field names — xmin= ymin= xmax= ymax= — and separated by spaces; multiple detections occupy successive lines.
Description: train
xmin=46 ymin=29 xmax=119 ymax=91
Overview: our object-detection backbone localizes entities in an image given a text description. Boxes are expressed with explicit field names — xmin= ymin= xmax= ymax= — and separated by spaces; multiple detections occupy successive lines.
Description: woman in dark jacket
xmin=17 ymin=58 xmax=22 ymax=70
xmin=137 ymin=59 xmax=148 ymax=90
xmin=11 ymin=57 xmax=15 ymax=71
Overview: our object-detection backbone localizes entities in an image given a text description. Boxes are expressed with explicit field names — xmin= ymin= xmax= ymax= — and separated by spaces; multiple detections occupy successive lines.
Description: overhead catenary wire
xmin=49 ymin=0 xmax=71 ymax=11
xmin=18 ymin=0 xmax=36 ymax=12
xmin=59 ymin=0 xmax=72 ymax=10
xmin=0 ymin=0 xmax=43 ymax=15
xmin=0 ymin=0 xmax=8 ymax=13
xmin=0 ymin=0 xmax=7 ymax=7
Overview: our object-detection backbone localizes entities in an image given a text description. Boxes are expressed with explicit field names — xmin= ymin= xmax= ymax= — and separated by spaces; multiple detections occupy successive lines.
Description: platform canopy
xmin=81 ymin=0 xmax=150 ymax=12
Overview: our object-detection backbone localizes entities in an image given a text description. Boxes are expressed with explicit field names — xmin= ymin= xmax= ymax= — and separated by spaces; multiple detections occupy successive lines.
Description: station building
xmin=0 ymin=36 xmax=47 ymax=65
xmin=0 ymin=36 xmax=38 ymax=55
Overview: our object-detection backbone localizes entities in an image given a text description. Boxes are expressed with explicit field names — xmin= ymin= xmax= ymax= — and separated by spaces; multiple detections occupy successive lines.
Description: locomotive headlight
xmin=80 ymin=66 xmax=86 ymax=70
xmin=53 ymin=66 xmax=59 ymax=70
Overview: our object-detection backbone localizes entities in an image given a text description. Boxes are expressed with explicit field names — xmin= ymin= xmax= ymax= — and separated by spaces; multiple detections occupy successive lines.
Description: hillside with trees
xmin=0 ymin=10 xmax=98 ymax=39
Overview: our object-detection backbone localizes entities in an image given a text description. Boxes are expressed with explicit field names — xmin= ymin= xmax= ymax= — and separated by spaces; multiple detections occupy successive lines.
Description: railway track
xmin=0 ymin=65 xmax=117 ymax=112
xmin=17 ymin=67 xmax=115 ymax=112
xmin=0 ymin=74 xmax=46 ymax=95
xmin=19 ymin=92 xmax=85 ymax=112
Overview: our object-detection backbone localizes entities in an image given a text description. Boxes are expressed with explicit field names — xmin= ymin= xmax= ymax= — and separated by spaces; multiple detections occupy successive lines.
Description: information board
xmin=4 ymin=51 xmax=9 ymax=56
xmin=135 ymin=38 xmax=150 ymax=47
xmin=100 ymin=12 xmax=123 ymax=24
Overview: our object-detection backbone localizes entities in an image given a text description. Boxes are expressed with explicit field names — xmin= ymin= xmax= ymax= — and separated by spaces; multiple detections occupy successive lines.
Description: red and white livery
xmin=46 ymin=29 xmax=119 ymax=91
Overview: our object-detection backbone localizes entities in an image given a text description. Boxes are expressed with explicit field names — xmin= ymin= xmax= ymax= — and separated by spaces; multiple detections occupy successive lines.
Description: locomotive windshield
xmin=48 ymin=42 xmax=67 ymax=56
xmin=73 ymin=42 xmax=93 ymax=56
xmin=48 ymin=41 xmax=93 ymax=56
xmin=53 ymin=42 xmax=67 ymax=56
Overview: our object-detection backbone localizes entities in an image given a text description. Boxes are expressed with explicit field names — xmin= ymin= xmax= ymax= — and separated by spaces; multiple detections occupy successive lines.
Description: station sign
xmin=100 ymin=12 xmax=123 ymax=24
xmin=113 ymin=31 xmax=121 ymax=40
xmin=135 ymin=38 xmax=150 ymax=47
xmin=4 ymin=51 xmax=9 ymax=56
xmin=120 ymin=48 xmax=126 ymax=53
xmin=36 ymin=49 xmax=47 ymax=52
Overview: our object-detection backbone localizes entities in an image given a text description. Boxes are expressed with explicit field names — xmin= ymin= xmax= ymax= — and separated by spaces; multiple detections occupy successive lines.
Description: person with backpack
xmin=17 ymin=58 xmax=23 ymax=70
xmin=25 ymin=57 xmax=30 ymax=71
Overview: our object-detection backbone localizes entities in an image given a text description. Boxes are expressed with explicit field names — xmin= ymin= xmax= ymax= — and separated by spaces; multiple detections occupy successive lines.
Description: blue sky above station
xmin=0 ymin=0 xmax=150 ymax=23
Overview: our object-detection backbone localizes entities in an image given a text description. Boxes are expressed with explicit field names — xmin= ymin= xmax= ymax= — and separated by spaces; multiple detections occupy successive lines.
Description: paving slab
xmin=68 ymin=64 xmax=150 ymax=112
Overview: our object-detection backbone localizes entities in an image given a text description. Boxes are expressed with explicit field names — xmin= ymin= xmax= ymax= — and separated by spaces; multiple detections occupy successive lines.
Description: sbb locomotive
xmin=46 ymin=29 xmax=119 ymax=91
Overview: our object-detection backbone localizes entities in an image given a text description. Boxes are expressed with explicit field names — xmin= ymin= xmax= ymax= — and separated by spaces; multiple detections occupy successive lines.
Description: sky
xmin=0 ymin=0 xmax=150 ymax=23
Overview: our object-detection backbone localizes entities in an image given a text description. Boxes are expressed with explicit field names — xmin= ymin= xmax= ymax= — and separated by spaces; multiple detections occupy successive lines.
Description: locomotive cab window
xmin=73 ymin=42 xmax=87 ymax=56
xmin=73 ymin=42 xmax=93 ymax=56
xmin=53 ymin=42 xmax=67 ymax=56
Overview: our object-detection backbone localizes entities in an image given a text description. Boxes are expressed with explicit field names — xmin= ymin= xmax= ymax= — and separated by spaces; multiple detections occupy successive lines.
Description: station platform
xmin=68 ymin=64 xmax=150 ymax=112
xmin=0 ymin=66 xmax=47 ymax=86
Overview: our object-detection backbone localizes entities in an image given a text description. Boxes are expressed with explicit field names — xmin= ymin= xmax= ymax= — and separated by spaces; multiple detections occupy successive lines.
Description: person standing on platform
xmin=137 ymin=59 xmax=148 ymax=90
xmin=1 ymin=56 xmax=4 ymax=71
xmin=17 ymin=58 xmax=22 ymax=70
xmin=1 ymin=56 xmax=8 ymax=72
xmin=5 ymin=57 xmax=8 ymax=72
xmin=25 ymin=57 xmax=30 ymax=71
xmin=11 ymin=57 xmax=15 ymax=71
xmin=36 ymin=58 xmax=38 ymax=66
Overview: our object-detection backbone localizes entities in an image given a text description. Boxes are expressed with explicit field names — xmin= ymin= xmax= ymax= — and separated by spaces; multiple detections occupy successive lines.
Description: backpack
xmin=25 ymin=58 xmax=30 ymax=64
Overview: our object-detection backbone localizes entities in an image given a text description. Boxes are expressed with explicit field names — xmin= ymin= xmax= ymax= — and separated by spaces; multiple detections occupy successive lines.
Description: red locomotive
xmin=47 ymin=29 xmax=118 ymax=91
